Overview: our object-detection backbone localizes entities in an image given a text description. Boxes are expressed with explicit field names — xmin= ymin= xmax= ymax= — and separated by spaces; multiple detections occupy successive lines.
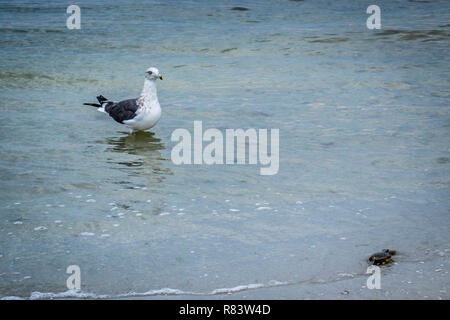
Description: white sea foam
xmin=116 ymin=288 xmax=190 ymax=298
xmin=30 ymin=289 xmax=109 ymax=300
xmin=3 ymin=279 xmax=289 ymax=300
xmin=1 ymin=296 xmax=25 ymax=300
xmin=210 ymin=283 xmax=264 ymax=294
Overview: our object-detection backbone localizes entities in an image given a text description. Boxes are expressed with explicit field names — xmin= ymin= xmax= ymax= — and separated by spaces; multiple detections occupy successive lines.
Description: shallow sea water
xmin=0 ymin=0 xmax=449 ymax=299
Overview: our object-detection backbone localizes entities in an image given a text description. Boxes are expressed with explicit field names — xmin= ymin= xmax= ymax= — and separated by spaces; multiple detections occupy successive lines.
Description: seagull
xmin=84 ymin=67 xmax=163 ymax=131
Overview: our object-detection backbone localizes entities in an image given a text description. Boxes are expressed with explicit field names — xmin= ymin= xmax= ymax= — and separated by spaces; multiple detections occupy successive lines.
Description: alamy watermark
xmin=366 ymin=5 xmax=381 ymax=30
xmin=66 ymin=5 xmax=81 ymax=29
xmin=67 ymin=5 xmax=381 ymax=31
xmin=366 ymin=265 xmax=381 ymax=289
xmin=171 ymin=121 xmax=279 ymax=175
xmin=66 ymin=265 xmax=81 ymax=290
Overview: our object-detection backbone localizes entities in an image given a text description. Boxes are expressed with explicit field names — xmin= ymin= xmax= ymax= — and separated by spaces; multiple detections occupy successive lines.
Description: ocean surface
xmin=0 ymin=0 xmax=449 ymax=299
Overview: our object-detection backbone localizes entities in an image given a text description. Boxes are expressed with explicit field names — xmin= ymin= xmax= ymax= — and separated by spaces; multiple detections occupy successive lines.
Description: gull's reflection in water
xmin=105 ymin=131 xmax=172 ymax=184
xmin=103 ymin=131 xmax=173 ymax=215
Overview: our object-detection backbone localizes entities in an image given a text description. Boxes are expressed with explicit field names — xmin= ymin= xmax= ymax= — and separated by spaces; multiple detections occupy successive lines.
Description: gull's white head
xmin=145 ymin=67 xmax=163 ymax=81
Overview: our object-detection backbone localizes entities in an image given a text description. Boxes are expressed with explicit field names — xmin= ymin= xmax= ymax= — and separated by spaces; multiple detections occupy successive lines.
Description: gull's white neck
xmin=138 ymin=79 xmax=159 ymax=110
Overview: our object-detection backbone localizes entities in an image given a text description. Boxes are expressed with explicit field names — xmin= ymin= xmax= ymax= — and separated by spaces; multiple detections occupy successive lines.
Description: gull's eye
xmin=147 ymin=71 xmax=152 ymax=75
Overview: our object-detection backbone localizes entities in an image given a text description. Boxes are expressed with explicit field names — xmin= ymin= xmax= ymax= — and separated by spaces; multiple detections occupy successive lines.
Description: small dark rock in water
xmin=221 ymin=47 xmax=237 ymax=53
xmin=368 ymin=249 xmax=397 ymax=265
xmin=231 ymin=7 xmax=250 ymax=11
xmin=341 ymin=290 xmax=350 ymax=295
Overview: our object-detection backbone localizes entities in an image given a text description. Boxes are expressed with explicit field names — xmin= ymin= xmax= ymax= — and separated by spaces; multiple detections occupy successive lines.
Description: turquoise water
xmin=0 ymin=0 xmax=449 ymax=299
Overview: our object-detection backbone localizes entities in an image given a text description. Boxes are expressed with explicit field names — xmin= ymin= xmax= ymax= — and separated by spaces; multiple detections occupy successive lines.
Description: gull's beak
xmin=159 ymin=75 xmax=163 ymax=80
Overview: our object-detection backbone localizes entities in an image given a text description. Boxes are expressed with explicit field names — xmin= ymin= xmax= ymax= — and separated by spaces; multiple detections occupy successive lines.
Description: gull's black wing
xmin=105 ymin=99 xmax=139 ymax=124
